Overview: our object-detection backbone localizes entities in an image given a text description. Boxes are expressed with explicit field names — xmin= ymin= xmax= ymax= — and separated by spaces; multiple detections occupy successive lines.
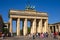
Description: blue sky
xmin=0 ymin=0 xmax=60 ymax=32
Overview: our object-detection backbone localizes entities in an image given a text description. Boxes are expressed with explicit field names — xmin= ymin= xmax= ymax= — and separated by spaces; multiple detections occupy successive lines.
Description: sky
xmin=0 ymin=0 xmax=60 ymax=32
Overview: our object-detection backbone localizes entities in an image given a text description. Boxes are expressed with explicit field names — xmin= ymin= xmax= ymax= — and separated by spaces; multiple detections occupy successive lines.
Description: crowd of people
xmin=33 ymin=32 xmax=49 ymax=39
xmin=1 ymin=32 xmax=60 ymax=39
xmin=28 ymin=32 xmax=60 ymax=39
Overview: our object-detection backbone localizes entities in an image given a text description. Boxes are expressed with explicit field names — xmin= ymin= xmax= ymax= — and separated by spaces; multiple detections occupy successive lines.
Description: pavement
xmin=0 ymin=36 xmax=60 ymax=40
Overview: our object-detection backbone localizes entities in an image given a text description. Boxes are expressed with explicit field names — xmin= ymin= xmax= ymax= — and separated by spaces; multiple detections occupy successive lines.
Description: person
xmin=36 ymin=33 xmax=38 ymax=37
xmin=45 ymin=32 xmax=48 ymax=38
xmin=33 ymin=33 xmax=35 ymax=39
xmin=44 ymin=32 xmax=46 ymax=38
xmin=2 ymin=33 xmax=4 ymax=39
xmin=8 ymin=32 xmax=11 ymax=37
xmin=53 ymin=32 xmax=58 ymax=39
xmin=50 ymin=32 xmax=54 ymax=37
xmin=40 ymin=33 xmax=44 ymax=38
xmin=38 ymin=33 xmax=40 ymax=36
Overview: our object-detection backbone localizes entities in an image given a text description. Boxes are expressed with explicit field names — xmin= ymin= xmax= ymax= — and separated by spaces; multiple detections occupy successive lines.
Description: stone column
xmin=32 ymin=19 xmax=36 ymax=34
xmin=58 ymin=24 xmax=60 ymax=32
xmin=9 ymin=18 xmax=13 ymax=34
xmin=17 ymin=18 xmax=20 ymax=36
xmin=37 ymin=19 xmax=42 ymax=33
xmin=49 ymin=26 xmax=51 ymax=33
xmin=52 ymin=26 xmax=54 ymax=32
xmin=55 ymin=25 xmax=58 ymax=32
xmin=44 ymin=19 xmax=48 ymax=33
xmin=30 ymin=21 xmax=33 ymax=34
xmin=23 ymin=18 xmax=27 ymax=36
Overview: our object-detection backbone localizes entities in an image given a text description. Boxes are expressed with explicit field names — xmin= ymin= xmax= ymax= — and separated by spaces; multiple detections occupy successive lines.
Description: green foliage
xmin=28 ymin=27 xmax=30 ymax=34
xmin=13 ymin=33 xmax=16 ymax=36
xmin=2 ymin=28 xmax=9 ymax=34
xmin=20 ymin=29 xmax=23 ymax=35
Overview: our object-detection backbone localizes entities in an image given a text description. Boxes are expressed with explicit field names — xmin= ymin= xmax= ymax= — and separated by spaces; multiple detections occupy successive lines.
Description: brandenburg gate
xmin=9 ymin=9 xmax=48 ymax=36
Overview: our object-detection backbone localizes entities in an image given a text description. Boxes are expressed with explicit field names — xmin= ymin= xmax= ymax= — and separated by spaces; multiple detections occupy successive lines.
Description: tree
xmin=28 ymin=27 xmax=30 ymax=34
xmin=20 ymin=29 xmax=23 ymax=35
xmin=2 ymin=27 xmax=9 ymax=37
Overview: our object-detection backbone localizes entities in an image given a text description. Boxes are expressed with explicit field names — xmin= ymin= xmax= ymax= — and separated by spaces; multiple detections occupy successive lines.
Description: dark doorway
xmin=53 ymin=26 xmax=55 ymax=33
xmin=50 ymin=26 xmax=52 ymax=33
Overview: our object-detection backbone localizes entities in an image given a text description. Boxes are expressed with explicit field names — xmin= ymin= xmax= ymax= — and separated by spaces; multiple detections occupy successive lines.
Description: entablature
xmin=9 ymin=10 xmax=48 ymax=17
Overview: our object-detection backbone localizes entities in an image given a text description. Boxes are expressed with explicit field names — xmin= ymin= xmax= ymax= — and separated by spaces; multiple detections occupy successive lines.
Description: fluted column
xmin=37 ymin=19 xmax=42 ymax=33
xmin=55 ymin=25 xmax=58 ymax=32
xmin=30 ymin=21 xmax=33 ymax=34
xmin=32 ymin=19 xmax=36 ymax=34
xmin=9 ymin=18 xmax=13 ymax=34
xmin=17 ymin=18 xmax=20 ymax=36
xmin=23 ymin=18 xmax=27 ymax=36
xmin=44 ymin=19 xmax=48 ymax=33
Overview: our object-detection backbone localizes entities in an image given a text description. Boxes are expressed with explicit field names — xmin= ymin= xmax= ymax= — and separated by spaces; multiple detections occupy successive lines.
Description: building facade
xmin=49 ymin=22 xmax=60 ymax=33
xmin=9 ymin=9 xmax=48 ymax=36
